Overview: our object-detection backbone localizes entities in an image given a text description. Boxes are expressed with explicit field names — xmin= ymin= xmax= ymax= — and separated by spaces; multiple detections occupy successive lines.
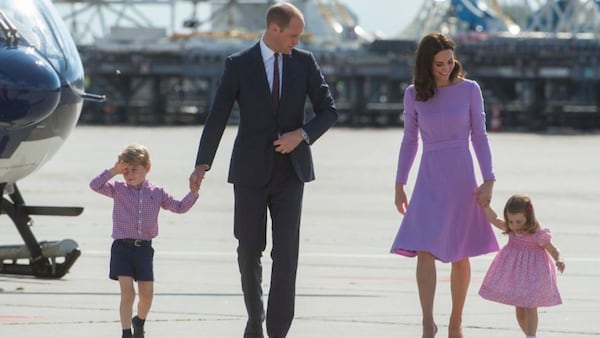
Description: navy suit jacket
xmin=195 ymin=42 xmax=337 ymax=187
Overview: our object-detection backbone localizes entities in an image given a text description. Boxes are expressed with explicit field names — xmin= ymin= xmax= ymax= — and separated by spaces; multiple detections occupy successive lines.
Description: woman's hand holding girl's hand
xmin=556 ymin=260 xmax=565 ymax=273
xmin=476 ymin=180 xmax=494 ymax=207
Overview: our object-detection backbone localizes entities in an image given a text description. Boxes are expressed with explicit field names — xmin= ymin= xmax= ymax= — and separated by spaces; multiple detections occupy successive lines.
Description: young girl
xmin=479 ymin=194 xmax=565 ymax=338
xmin=90 ymin=144 xmax=199 ymax=338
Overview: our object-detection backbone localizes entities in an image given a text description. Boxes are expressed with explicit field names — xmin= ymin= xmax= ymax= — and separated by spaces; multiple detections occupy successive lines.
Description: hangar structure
xmin=57 ymin=0 xmax=600 ymax=130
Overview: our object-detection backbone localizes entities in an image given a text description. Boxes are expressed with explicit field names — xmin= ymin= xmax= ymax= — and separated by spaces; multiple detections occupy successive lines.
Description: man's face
xmin=271 ymin=16 xmax=304 ymax=54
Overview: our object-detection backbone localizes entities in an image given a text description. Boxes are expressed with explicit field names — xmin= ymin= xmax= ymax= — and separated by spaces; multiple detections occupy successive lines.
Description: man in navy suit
xmin=189 ymin=2 xmax=337 ymax=337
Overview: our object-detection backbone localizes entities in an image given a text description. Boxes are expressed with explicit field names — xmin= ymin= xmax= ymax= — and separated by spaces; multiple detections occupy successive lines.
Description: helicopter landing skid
xmin=0 ymin=183 xmax=82 ymax=279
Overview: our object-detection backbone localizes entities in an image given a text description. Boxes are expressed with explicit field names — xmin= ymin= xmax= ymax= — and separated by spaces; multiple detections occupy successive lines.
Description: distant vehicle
xmin=0 ymin=0 xmax=104 ymax=278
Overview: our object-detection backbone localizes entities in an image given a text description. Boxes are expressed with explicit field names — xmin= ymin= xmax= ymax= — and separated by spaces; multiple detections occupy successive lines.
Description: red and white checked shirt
xmin=90 ymin=170 xmax=198 ymax=240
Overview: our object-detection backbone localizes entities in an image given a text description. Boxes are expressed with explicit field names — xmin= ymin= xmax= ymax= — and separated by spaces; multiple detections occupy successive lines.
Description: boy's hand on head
xmin=110 ymin=160 xmax=128 ymax=176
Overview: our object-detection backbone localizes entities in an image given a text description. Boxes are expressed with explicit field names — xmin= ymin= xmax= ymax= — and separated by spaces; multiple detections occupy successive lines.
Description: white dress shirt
xmin=260 ymin=37 xmax=282 ymax=96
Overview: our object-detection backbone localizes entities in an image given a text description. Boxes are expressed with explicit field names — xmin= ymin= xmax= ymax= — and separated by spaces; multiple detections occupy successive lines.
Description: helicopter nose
xmin=0 ymin=45 xmax=61 ymax=128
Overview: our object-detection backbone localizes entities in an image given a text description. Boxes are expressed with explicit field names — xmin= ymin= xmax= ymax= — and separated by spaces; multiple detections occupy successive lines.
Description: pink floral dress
xmin=479 ymin=228 xmax=562 ymax=307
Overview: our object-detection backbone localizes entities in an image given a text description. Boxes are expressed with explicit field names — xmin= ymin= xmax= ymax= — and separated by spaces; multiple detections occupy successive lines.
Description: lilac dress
xmin=479 ymin=228 xmax=562 ymax=307
xmin=390 ymin=79 xmax=499 ymax=263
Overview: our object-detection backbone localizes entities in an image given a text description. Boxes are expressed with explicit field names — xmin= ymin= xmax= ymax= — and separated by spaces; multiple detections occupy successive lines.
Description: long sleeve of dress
xmin=468 ymin=82 xmax=495 ymax=181
xmin=396 ymin=86 xmax=419 ymax=184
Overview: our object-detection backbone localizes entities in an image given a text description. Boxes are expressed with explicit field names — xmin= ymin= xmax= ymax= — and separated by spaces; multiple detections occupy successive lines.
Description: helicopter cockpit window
xmin=0 ymin=0 xmax=82 ymax=81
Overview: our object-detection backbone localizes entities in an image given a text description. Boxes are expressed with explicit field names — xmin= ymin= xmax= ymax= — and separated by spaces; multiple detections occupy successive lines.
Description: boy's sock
xmin=122 ymin=328 xmax=133 ymax=338
xmin=526 ymin=336 xmax=536 ymax=338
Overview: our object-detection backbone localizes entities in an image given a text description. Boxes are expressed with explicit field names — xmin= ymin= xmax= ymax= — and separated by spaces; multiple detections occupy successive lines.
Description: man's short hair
xmin=266 ymin=2 xmax=303 ymax=30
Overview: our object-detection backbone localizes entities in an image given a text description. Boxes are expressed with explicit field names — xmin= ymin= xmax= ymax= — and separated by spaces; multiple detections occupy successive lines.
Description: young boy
xmin=90 ymin=144 xmax=199 ymax=338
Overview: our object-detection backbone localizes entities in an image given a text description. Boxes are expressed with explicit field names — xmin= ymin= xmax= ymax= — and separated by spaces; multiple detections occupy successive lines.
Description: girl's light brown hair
xmin=503 ymin=193 xmax=540 ymax=234
xmin=413 ymin=33 xmax=465 ymax=102
xmin=118 ymin=144 xmax=151 ymax=168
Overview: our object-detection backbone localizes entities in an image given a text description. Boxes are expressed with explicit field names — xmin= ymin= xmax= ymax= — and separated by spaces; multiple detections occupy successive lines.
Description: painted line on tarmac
xmin=82 ymin=250 xmax=600 ymax=262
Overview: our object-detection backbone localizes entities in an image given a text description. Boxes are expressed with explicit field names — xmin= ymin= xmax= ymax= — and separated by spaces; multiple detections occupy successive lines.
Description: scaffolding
xmin=57 ymin=0 xmax=600 ymax=129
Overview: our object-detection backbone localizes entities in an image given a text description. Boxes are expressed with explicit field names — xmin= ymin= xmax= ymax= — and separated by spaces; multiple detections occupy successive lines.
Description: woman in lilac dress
xmin=390 ymin=33 xmax=499 ymax=338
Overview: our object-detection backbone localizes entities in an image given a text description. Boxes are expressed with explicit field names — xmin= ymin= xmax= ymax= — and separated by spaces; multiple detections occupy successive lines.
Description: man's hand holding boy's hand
xmin=189 ymin=165 xmax=207 ymax=193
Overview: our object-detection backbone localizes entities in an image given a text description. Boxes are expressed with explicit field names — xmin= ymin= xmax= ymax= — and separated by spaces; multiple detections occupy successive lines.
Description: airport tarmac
xmin=1 ymin=125 xmax=599 ymax=338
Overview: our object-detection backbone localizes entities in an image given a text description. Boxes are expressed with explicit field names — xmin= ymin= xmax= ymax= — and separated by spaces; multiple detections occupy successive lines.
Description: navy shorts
xmin=109 ymin=239 xmax=154 ymax=281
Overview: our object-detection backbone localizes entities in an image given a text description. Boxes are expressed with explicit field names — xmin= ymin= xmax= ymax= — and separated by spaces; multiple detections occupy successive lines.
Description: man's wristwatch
xmin=300 ymin=128 xmax=310 ymax=144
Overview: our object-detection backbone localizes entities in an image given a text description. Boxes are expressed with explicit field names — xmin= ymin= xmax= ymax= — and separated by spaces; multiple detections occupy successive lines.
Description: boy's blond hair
xmin=118 ymin=144 xmax=151 ymax=168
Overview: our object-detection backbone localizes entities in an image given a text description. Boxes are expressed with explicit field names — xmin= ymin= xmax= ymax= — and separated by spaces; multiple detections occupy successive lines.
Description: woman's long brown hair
xmin=413 ymin=33 xmax=465 ymax=101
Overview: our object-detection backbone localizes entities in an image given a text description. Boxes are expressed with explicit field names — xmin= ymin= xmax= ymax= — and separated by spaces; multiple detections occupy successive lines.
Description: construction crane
xmin=525 ymin=0 xmax=600 ymax=35
xmin=400 ymin=0 xmax=600 ymax=39
xmin=58 ymin=0 xmax=600 ymax=130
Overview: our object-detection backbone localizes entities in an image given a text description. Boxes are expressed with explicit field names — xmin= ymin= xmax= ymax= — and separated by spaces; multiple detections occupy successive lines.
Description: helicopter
xmin=0 ymin=0 xmax=104 ymax=278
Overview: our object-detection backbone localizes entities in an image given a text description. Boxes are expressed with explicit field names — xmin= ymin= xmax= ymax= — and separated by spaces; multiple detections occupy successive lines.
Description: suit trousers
xmin=234 ymin=151 xmax=304 ymax=338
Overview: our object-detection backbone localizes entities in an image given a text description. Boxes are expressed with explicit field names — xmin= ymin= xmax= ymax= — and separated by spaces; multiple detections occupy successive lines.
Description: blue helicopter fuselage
xmin=0 ymin=0 xmax=84 ymax=184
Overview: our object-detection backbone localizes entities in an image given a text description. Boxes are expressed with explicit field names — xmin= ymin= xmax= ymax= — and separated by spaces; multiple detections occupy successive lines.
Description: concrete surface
xmin=1 ymin=126 xmax=598 ymax=337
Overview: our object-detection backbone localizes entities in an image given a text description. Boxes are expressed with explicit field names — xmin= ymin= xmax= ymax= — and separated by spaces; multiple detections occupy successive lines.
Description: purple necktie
xmin=272 ymin=53 xmax=280 ymax=111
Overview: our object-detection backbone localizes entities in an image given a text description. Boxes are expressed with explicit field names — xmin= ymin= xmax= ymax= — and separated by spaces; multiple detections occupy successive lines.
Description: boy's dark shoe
xmin=132 ymin=316 xmax=145 ymax=338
